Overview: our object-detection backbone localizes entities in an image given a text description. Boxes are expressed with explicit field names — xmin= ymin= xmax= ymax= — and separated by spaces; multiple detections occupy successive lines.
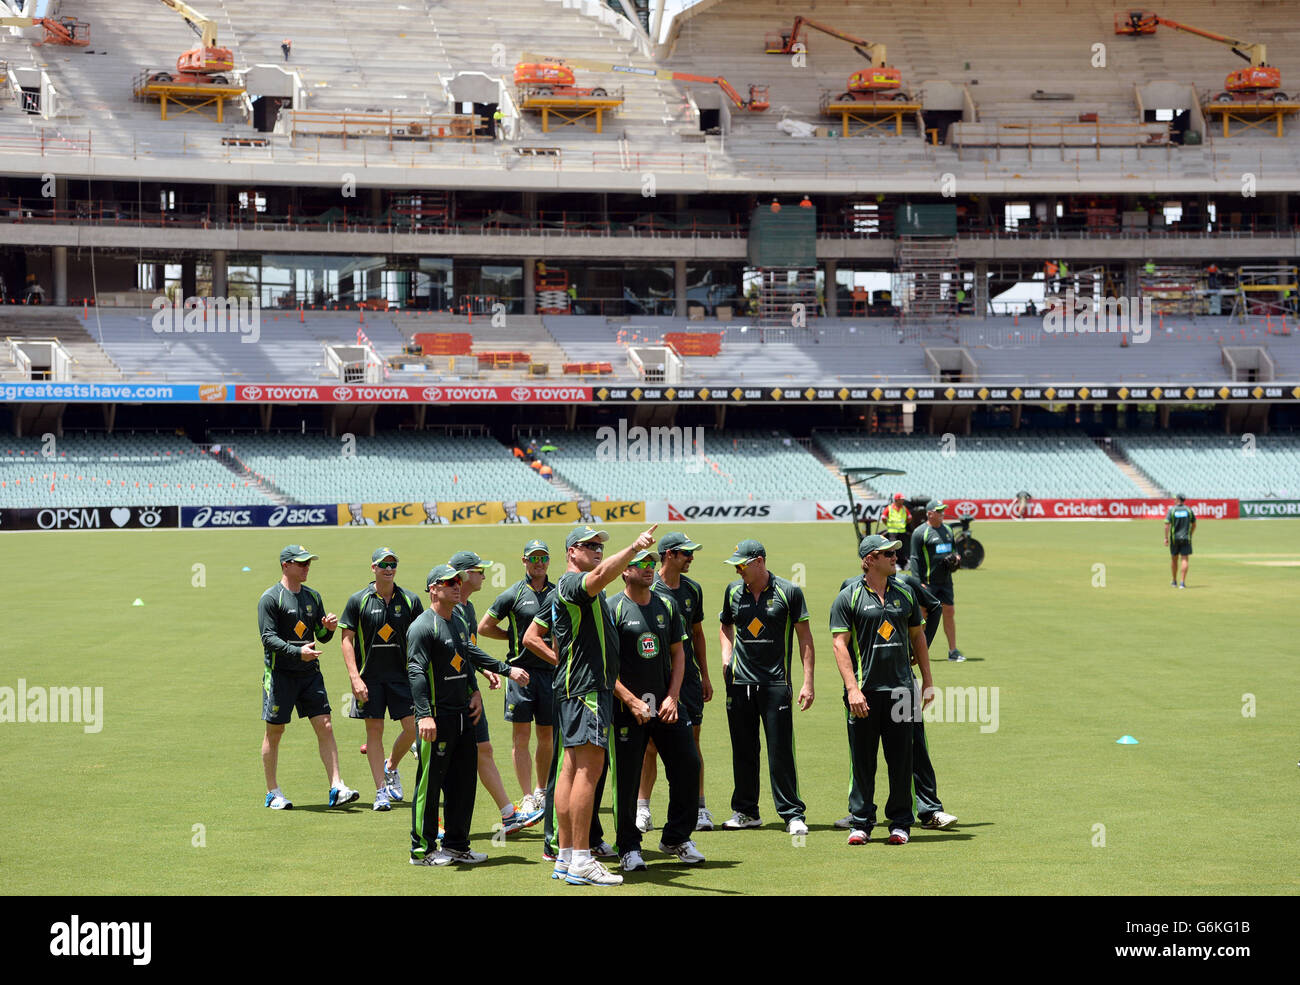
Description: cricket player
xmin=1164 ymin=493 xmax=1197 ymax=588
xmin=259 ymin=545 xmax=358 ymax=810
xmin=910 ymin=498 xmax=965 ymax=661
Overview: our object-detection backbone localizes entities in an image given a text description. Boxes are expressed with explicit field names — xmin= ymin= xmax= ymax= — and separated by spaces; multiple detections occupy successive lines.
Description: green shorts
xmin=557 ymin=691 xmax=612 ymax=750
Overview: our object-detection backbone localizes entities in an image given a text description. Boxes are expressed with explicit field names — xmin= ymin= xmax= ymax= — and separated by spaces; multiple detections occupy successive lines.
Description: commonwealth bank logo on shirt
xmin=293 ymin=620 xmax=307 ymax=638
xmin=450 ymin=653 xmax=464 ymax=672
xmin=746 ymin=617 xmax=765 ymax=637
xmin=877 ymin=621 xmax=895 ymax=642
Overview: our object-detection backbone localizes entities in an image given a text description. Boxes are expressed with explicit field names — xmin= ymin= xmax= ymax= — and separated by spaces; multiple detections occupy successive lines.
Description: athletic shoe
xmin=372 ymin=788 xmax=392 ymax=812
xmin=264 ymin=790 xmax=293 ymax=810
xmin=409 ymin=853 xmax=438 ymax=866
xmin=593 ymin=841 xmax=617 ymax=858
xmin=328 ymin=784 xmax=360 ymax=807
xmin=696 ymin=807 xmax=714 ymax=831
xmin=833 ymin=814 xmax=853 ymax=829
xmin=518 ymin=793 xmax=538 ymax=815
xmin=786 ymin=817 xmax=809 ymax=837
xmin=499 ymin=810 xmax=530 ymax=836
xmin=659 ymin=840 xmax=706 ymax=864
xmin=635 ymin=804 xmax=653 ymax=833
xmin=1171 ymin=580 xmax=1178 ymax=587
xmin=620 ymin=850 xmax=647 ymax=872
xmin=920 ymin=811 xmax=958 ymax=829
xmin=1179 ymin=583 xmax=1186 ymax=589
xmin=847 ymin=829 xmax=870 ymax=845
xmin=565 ymin=857 xmax=623 ymax=886
xmin=434 ymin=847 xmax=487 ymax=865
xmin=888 ymin=828 xmax=909 ymax=845
xmin=723 ymin=812 xmax=762 ymax=829
xmin=551 ymin=858 xmax=568 ymax=880
xmin=542 ymin=847 xmax=558 ymax=862
xmin=518 ymin=804 xmax=545 ymax=829
xmin=948 ymin=649 xmax=966 ymax=662
xmin=384 ymin=761 xmax=403 ymax=801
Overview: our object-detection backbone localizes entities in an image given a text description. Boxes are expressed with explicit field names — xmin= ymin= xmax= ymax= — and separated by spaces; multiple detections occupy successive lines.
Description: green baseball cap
xmin=523 ymin=539 xmax=550 ymax=556
xmin=449 ymin=550 xmax=492 ymax=572
xmin=658 ymin=532 xmax=701 ymax=553
xmin=371 ymin=547 xmax=398 ymax=564
xmin=925 ymin=498 xmax=948 ymax=512
xmin=629 ymin=549 xmax=659 ymax=565
xmin=565 ymin=526 xmax=609 ymax=549
xmin=426 ymin=563 xmax=460 ymax=587
xmin=280 ymin=545 xmax=319 ymax=564
xmin=859 ymin=534 xmax=902 ymax=557
xmin=724 ymin=539 xmax=766 ymax=565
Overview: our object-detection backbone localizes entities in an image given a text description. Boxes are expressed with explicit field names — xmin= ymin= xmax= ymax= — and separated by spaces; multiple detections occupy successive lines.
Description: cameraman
xmin=908 ymin=499 xmax=965 ymax=662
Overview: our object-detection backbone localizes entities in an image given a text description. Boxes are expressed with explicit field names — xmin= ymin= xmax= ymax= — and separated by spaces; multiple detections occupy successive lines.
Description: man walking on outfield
xmin=447 ymin=550 xmax=539 ymax=835
xmin=479 ymin=539 xmax=556 ymax=820
xmin=1165 ymin=493 xmax=1196 ymax=588
xmin=340 ymin=547 xmax=422 ymax=812
xmin=637 ymin=532 xmax=713 ymax=833
xmin=408 ymin=566 xmax=495 ymax=866
xmin=719 ymin=539 xmax=815 ymax=835
xmin=259 ymin=545 xmax=358 ymax=810
xmin=523 ymin=523 xmax=659 ymax=887
xmin=910 ymin=499 xmax=965 ymax=662
xmin=610 ymin=549 xmax=704 ymax=872
xmin=830 ymin=534 xmax=936 ymax=845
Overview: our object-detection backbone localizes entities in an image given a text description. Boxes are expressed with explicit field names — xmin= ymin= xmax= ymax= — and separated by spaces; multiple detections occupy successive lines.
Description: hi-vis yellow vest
xmin=885 ymin=504 xmax=909 ymax=533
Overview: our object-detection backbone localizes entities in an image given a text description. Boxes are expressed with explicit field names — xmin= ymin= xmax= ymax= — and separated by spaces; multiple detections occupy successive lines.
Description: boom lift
xmin=764 ymin=16 xmax=909 ymax=102
xmin=517 ymin=52 xmax=769 ymax=111
xmin=0 ymin=15 xmax=91 ymax=46
xmin=148 ymin=0 xmax=235 ymax=85
xmin=1115 ymin=11 xmax=1287 ymax=102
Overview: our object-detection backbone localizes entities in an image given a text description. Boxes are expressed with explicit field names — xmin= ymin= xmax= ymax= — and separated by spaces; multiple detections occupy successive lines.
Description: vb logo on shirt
xmin=637 ymin=632 xmax=660 ymax=659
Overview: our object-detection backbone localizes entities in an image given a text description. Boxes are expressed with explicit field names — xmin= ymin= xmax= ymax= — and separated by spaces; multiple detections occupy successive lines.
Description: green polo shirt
xmin=1166 ymin=504 xmax=1196 ymax=540
xmin=652 ymin=573 xmax=704 ymax=685
xmin=535 ymin=571 xmax=619 ymax=699
xmin=486 ymin=577 xmax=556 ymax=671
xmin=829 ymin=576 xmax=922 ymax=692
xmin=910 ymin=522 xmax=956 ymax=585
xmin=407 ymin=609 xmax=472 ymax=717
xmin=719 ymin=573 xmax=809 ymax=686
xmin=611 ymin=590 xmax=687 ymax=705
xmin=259 ymin=582 xmax=334 ymax=676
xmin=338 ymin=582 xmax=423 ymax=678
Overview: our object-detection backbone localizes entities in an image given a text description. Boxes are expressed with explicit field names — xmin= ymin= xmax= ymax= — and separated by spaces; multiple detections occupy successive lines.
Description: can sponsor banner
xmin=0 ymin=505 xmax=178 ymax=531
xmin=0 ymin=382 xmax=216 ymax=403
xmin=236 ymin=384 xmax=592 ymax=404
xmin=336 ymin=500 xmax=645 ymax=526
xmin=943 ymin=497 xmax=1240 ymax=520
xmin=180 ymin=504 xmax=335 ymax=528
xmin=1240 ymin=500 xmax=1300 ymax=518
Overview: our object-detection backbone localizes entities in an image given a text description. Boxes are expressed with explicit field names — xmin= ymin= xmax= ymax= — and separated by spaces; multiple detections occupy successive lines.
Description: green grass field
xmin=3 ymin=518 xmax=1296 ymax=895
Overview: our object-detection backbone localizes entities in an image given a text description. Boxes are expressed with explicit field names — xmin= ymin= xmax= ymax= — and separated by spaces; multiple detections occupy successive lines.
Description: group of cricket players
xmin=258 ymin=499 xmax=968 ymax=887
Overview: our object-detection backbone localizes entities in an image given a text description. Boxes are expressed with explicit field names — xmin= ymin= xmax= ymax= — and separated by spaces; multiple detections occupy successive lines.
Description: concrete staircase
xmin=1100 ymin=438 xmax=1166 ymax=496
xmin=0 ymin=308 xmax=123 ymax=380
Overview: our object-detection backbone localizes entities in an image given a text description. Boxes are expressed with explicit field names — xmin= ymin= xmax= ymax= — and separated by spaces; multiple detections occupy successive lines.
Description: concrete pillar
xmin=674 ymin=258 xmax=687 ymax=318
xmin=1124 ymin=259 xmax=1139 ymax=298
xmin=973 ymin=260 xmax=988 ymax=319
xmin=824 ymin=258 xmax=838 ymax=318
xmin=153 ymin=263 xmax=167 ymax=298
xmin=212 ymin=250 xmax=227 ymax=298
xmin=52 ymin=246 xmax=67 ymax=306
xmin=524 ymin=256 xmax=537 ymax=316
xmin=182 ymin=259 xmax=197 ymax=300
xmin=522 ymin=192 xmax=537 ymax=219
xmin=215 ymin=184 xmax=228 ymax=224
xmin=370 ymin=187 xmax=382 ymax=219
xmin=1278 ymin=192 xmax=1290 ymax=230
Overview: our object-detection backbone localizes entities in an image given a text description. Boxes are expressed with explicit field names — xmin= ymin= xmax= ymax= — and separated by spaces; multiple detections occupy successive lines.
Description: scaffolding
xmin=1230 ymin=265 xmax=1299 ymax=319
xmin=894 ymin=236 xmax=960 ymax=323
xmin=755 ymin=268 xmax=818 ymax=329
xmin=1137 ymin=263 xmax=1207 ymax=315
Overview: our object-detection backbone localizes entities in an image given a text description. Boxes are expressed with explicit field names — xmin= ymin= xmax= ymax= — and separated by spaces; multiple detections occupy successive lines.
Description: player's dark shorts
xmin=348 ymin=674 xmax=413 ymax=721
xmin=473 ymin=704 xmax=490 ymax=743
xmin=504 ymin=666 xmax=555 ymax=727
xmin=927 ymin=582 xmax=955 ymax=606
xmin=679 ymin=676 xmax=704 ymax=727
xmin=557 ymin=690 xmax=612 ymax=750
xmin=262 ymin=666 xmax=330 ymax=724
xmin=1170 ymin=539 xmax=1193 ymax=556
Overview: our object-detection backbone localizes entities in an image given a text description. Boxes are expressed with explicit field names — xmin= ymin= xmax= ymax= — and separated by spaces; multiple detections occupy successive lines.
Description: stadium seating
xmin=1114 ymin=433 xmax=1300 ymax=499
xmin=815 ymin=430 xmax=1144 ymax=499
xmin=0 ymin=434 xmax=269 ymax=506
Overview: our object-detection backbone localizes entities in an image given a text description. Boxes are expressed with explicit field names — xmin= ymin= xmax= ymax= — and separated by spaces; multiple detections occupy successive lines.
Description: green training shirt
xmin=611 ymin=590 xmax=687 ymax=706
xmin=451 ymin=598 xmax=511 ymax=691
xmin=828 ymin=575 xmax=922 ymax=692
xmin=535 ymin=571 xmax=619 ymax=699
xmin=407 ymin=609 xmax=475 ymax=717
xmin=259 ymin=582 xmax=334 ymax=676
xmin=1166 ymin=504 xmax=1196 ymax=541
xmin=338 ymin=582 xmax=423 ymax=678
xmin=486 ymin=577 xmax=556 ymax=671
xmin=719 ymin=573 xmax=809 ymax=686
xmin=910 ymin=522 xmax=956 ymax=585
xmin=652 ymin=573 xmax=704 ymax=685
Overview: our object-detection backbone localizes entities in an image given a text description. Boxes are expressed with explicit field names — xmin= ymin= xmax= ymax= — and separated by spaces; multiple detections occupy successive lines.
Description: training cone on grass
xmin=132 ymin=598 xmax=145 ymax=606
xmin=1116 ymin=735 xmax=1139 ymax=745
xmin=241 ymin=566 xmax=251 ymax=572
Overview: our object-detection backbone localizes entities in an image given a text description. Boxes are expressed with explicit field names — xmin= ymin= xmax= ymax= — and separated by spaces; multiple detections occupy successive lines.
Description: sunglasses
xmin=524 ymin=554 xmax=549 ymax=564
xmin=434 ymin=576 xmax=463 ymax=587
xmin=629 ymin=559 xmax=656 ymax=570
xmin=374 ymin=561 xmax=397 ymax=570
xmin=576 ymin=542 xmax=604 ymax=551
xmin=671 ymin=550 xmax=694 ymax=559
xmin=869 ymin=551 xmax=897 ymax=559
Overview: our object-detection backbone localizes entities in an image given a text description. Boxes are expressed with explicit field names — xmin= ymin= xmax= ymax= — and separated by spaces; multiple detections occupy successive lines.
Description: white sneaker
xmin=328 ymin=784 xmax=360 ymax=807
xmin=384 ymin=761 xmax=403 ymax=802
xmin=620 ymin=850 xmax=647 ymax=872
xmin=786 ymin=817 xmax=809 ymax=837
xmin=888 ymin=828 xmax=909 ymax=845
xmin=659 ymin=839 xmax=706 ymax=864
xmin=921 ymin=811 xmax=958 ymax=829
xmin=565 ymin=857 xmax=623 ymax=886
xmin=833 ymin=814 xmax=853 ymax=829
xmin=519 ymin=793 xmax=538 ymax=815
xmin=696 ymin=807 xmax=714 ymax=831
xmin=434 ymin=847 xmax=487 ymax=865
xmin=264 ymin=790 xmax=292 ymax=810
xmin=723 ymin=812 xmax=762 ymax=829
xmin=372 ymin=788 xmax=392 ymax=812
xmin=635 ymin=804 xmax=653 ymax=833
xmin=593 ymin=841 xmax=617 ymax=858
